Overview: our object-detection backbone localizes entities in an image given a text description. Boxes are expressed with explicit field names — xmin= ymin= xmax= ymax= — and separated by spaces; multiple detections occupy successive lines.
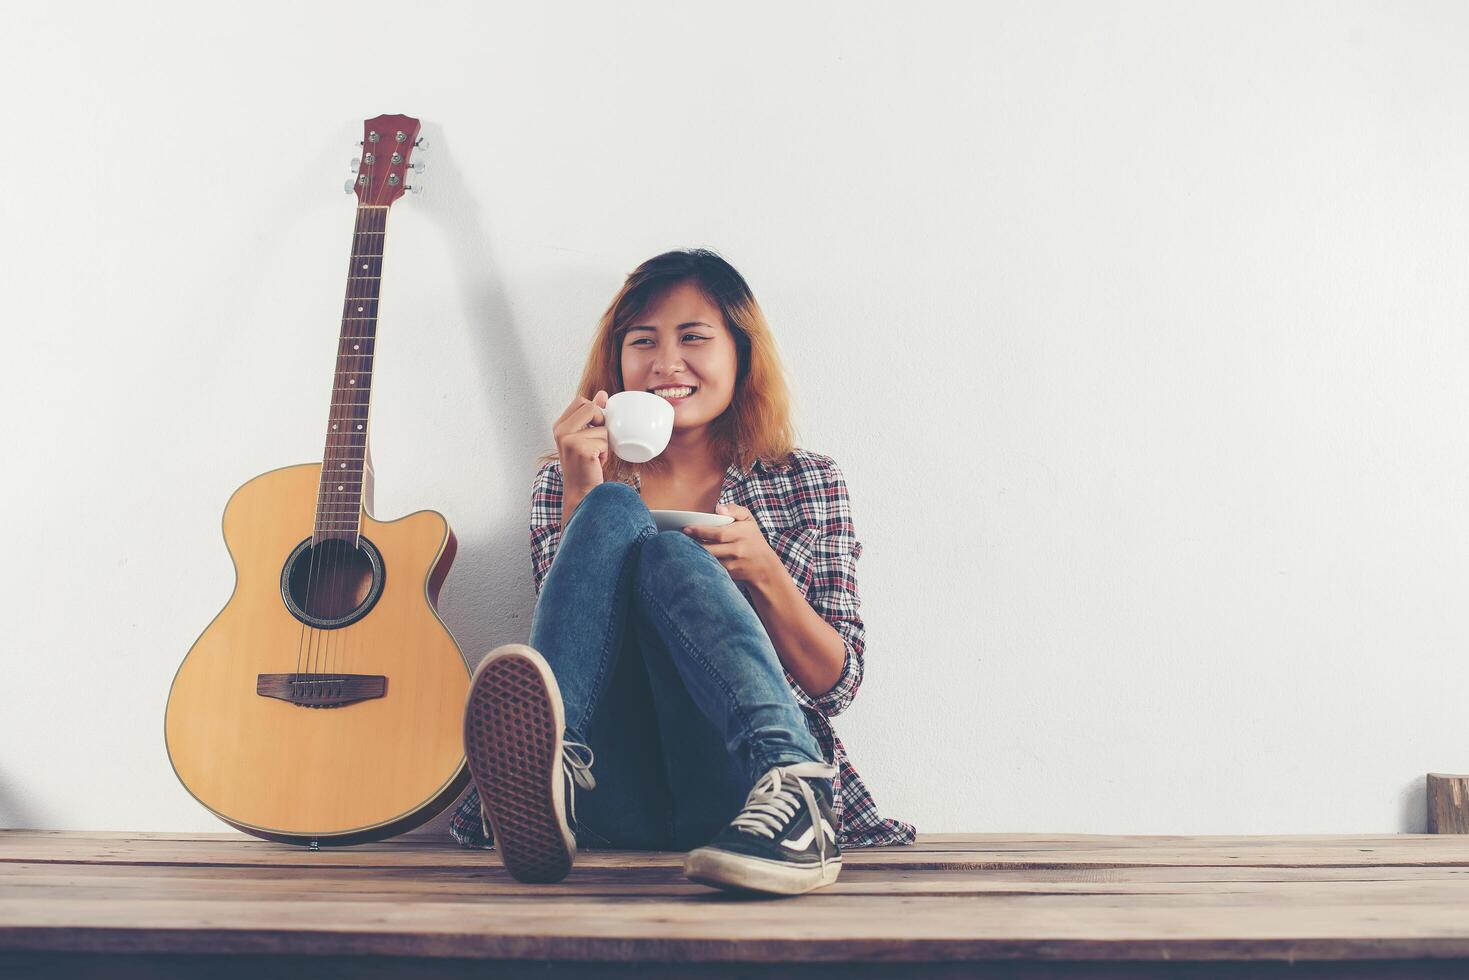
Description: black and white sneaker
xmin=683 ymin=760 xmax=841 ymax=896
xmin=463 ymin=643 xmax=596 ymax=884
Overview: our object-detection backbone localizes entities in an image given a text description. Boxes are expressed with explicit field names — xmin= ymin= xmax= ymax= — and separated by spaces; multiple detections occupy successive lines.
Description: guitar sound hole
xmin=280 ymin=536 xmax=386 ymax=629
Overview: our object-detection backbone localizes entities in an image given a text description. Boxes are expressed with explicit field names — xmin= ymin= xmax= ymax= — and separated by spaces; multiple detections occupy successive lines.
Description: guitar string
xmin=333 ymin=201 xmax=383 ymax=694
xmin=310 ymin=201 xmax=360 ymax=686
xmin=347 ymin=202 xmax=389 ymax=692
xmin=321 ymin=202 xmax=368 ymax=688
xmin=294 ymin=202 xmax=351 ymax=694
xmin=344 ymin=140 xmax=415 ymax=691
xmin=333 ymin=173 xmax=390 ymax=690
xmin=299 ymin=162 xmax=373 ymax=694
xmin=296 ymin=134 xmax=402 ymax=702
xmin=320 ymin=188 xmax=377 ymax=688
xmin=292 ymin=190 xmax=348 ymax=691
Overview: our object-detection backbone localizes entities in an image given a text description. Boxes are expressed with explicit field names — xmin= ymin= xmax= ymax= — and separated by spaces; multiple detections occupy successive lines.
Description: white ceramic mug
xmin=604 ymin=390 xmax=675 ymax=463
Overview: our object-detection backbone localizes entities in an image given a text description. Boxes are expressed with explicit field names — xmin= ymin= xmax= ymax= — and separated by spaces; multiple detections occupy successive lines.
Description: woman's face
xmin=619 ymin=280 xmax=739 ymax=432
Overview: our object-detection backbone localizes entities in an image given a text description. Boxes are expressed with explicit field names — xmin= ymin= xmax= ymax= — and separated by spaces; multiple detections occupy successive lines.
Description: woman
xmin=450 ymin=249 xmax=915 ymax=896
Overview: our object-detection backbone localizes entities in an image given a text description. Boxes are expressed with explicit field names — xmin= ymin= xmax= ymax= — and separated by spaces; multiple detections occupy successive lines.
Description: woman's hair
xmin=537 ymin=248 xmax=798 ymax=486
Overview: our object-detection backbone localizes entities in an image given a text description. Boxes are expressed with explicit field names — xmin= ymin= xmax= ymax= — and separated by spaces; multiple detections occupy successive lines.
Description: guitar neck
xmin=314 ymin=204 xmax=389 ymax=542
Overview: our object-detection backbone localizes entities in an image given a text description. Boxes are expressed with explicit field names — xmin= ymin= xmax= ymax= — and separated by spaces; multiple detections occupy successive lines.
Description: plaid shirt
xmin=450 ymin=448 xmax=916 ymax=849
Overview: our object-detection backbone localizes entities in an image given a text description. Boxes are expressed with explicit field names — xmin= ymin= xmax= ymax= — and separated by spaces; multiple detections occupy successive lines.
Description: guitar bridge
xmin=256 ymin=673 xmax=387 ymax=708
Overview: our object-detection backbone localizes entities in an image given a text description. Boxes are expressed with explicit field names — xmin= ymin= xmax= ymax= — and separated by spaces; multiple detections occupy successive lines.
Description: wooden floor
xmin=3 ymin=831 xmax=1469 ymax=978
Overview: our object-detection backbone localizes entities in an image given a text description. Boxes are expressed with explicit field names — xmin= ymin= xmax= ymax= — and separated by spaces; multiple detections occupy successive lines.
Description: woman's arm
xmin=529 ymin=460 xmax=565 ymax=595
xmin=749 ymin=459 xmax=867 ymax=716
xmin=747 ymin=567 xmax=848 ymax=700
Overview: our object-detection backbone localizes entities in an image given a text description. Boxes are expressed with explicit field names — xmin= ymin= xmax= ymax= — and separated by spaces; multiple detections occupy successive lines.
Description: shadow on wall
xmin=0 ymin=767 xmax=42 ymax=830
xmin=409 ymin=126 xmax=591 ymax=665
xmin=1398 ymin=776 xmax=1427 ymax=834
xmin=364 ymin=126 xmax=621 ymax=841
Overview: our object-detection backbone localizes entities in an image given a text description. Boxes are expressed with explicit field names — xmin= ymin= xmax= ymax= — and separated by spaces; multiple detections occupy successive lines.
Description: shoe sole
xmin=463 ymin=643 xmax=575 ymax=883
xmin=684 ymin=846 xmax=842 ymax=896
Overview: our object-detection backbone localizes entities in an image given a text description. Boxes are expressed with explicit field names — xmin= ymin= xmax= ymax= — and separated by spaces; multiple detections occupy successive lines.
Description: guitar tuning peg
xmin=413 ymin=137 xmax=429 ymax=151
xmin=344 ymin=178 xmax=357 ymax=194
xmin=407 ymin=183 xmax=425 ymax=195
xmin=350 ymin=157 xmax=361 ymax=172
xmin=408 ymin=160 xmax=425 ymax=174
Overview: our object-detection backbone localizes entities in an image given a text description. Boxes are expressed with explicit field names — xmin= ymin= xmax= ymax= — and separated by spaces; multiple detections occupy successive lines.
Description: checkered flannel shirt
xmin=450 ymin=447 xmax=916 ymax=849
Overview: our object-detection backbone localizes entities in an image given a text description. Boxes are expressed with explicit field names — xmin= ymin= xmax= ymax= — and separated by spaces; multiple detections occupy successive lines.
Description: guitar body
xmin=165 ymin=462 xmax=470 ymax=844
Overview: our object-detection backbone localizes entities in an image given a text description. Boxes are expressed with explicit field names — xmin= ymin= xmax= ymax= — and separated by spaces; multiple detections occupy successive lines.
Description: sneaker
xmin=462 ymin=643 xmax=596 ymax=883
xmin=683 ymin=760 xmax=841 ymax=896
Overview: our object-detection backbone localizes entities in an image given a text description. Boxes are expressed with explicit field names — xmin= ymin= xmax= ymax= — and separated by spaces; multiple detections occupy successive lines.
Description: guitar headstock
xmin=347 ymin=114 xmax=425 ymax=206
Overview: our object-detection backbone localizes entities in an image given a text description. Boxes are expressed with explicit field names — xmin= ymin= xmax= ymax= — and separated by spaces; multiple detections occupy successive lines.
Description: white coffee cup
xmin=604 ymin=390 xmax=675 ymax=463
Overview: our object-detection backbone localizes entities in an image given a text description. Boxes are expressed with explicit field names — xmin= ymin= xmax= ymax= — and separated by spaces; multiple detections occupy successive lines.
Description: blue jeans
xmin=529 ymin=480 xmax=827 ymax=851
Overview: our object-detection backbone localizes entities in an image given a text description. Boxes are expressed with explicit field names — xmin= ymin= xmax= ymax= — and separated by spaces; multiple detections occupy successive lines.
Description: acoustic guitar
xmin=165 ymin=114 xmax=470 ymax=845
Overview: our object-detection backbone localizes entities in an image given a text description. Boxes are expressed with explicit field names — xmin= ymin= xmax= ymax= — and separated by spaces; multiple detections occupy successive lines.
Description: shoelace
xmin=729 ymin=760 xmax=839 ymax=873
xmin=481 ymin=738 xmax=597 ymax=842
xmin=561 ymin=739 xmax=597 ymax=827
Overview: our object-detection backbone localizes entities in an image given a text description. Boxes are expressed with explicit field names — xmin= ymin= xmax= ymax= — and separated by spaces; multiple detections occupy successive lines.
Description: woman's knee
xmin=640 ymin=527 xmax=703 ymax=565
xmin=582 ymin=479 xmax=643 ymax=510
xmin=636 ymin=529 xmax=708 ymax=592
xmin=570 ymin=480 xmax=654 ymax=537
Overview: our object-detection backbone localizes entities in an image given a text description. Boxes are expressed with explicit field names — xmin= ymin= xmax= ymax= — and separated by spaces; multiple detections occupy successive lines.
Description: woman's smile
xmin=654 ymin=387 xmax=696 ymax=404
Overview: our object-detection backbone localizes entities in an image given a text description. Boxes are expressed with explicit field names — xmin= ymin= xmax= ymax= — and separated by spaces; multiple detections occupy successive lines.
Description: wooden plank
xmin=9 ymin=951 xmax=1463 ymax=980
xmin=4 ymin=831 xmax=1469 ymax=870
xmin=5 ymin=861 xmax=1469 ymax=900
xmin=8 ymin=878 xmax=1469 ymax=911
xmin=11 ymin=829 xmax=1469 ymax=848
xmin=4 ymin=833 xmax=1469 ymax=965
xmin=4 ymin=896 xmax=1469 ymax=961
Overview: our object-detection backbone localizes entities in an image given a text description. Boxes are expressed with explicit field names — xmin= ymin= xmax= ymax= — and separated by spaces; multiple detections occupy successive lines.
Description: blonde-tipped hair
xmin=537 ymin=248 xmax=799 ymax=486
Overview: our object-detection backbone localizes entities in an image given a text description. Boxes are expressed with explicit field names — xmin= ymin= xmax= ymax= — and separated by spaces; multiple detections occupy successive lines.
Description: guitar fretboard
xmin=314 ymin=205 xmax=388 ymax=542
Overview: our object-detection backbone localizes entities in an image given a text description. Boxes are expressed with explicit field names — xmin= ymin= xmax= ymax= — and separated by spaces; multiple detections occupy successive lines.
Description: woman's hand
xmin=552 ymin=389 xmax=610 ymax=495
xmin=682 ymin=503 xmax=786 ymax=588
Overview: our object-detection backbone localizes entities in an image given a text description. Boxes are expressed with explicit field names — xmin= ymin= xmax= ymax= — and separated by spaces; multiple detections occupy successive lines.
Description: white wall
xmin=2 ymin=0 xmax=1466 ymax=838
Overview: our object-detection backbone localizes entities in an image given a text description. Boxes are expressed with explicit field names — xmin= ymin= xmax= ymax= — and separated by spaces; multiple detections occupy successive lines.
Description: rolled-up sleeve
xmin=530 ymin=461 xmax=564 ymax=596
xmin=803 ymin=461 xmax=866 ymax=717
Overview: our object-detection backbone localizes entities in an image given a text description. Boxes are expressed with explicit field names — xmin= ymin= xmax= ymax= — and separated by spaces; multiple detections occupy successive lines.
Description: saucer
xmin=650 ymin=509 xmax=735 ymax=533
